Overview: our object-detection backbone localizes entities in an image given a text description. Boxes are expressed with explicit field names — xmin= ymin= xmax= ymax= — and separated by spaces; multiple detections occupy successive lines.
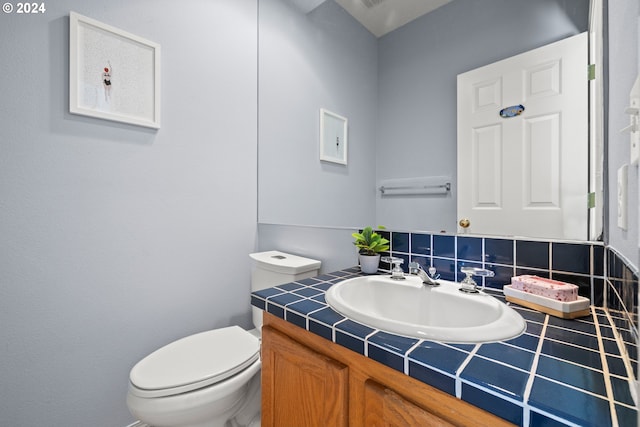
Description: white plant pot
xmin=359 ymin=254 xmax=381 ymax=274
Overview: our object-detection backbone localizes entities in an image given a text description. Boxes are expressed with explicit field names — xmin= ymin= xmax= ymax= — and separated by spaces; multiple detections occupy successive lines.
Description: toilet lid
xmin=129 ymin=326 xmax=260 ymax=397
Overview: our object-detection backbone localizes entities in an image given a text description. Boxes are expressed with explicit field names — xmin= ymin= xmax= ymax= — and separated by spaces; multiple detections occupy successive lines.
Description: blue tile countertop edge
xmin=251 ymin=268 xmax=638 ymax=427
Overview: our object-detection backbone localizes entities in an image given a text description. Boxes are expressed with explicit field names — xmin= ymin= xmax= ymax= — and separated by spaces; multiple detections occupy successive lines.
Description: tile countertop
xmin=251 ymin=268 xmax=638 ymax=427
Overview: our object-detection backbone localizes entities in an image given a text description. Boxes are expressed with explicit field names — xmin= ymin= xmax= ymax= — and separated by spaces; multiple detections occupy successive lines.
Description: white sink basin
xmin=325 ymin=275 xmax=526 ymax=343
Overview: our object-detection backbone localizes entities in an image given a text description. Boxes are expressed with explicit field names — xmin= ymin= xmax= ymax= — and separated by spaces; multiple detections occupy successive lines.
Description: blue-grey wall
xmin=607 ymin=0 xmax=640 ymax=272
xmin=258 ymin=0 xmax=378 ymax=228
xmin=257 ymin=223 xmax=357 ymax=272
xmin=0 ymin=1 xmax=257 ymax=425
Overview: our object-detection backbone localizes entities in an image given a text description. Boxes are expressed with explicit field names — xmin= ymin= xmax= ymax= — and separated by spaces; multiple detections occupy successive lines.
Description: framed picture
xmin=69 ymin=12 xmax=161 ymax=129
xmin=319 ymin=108 xmax=348 ymax=165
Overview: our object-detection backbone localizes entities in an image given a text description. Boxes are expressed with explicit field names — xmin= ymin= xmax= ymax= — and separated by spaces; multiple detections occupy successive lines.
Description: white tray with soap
xmin=503 ymin=281 xmax=591 ymax=319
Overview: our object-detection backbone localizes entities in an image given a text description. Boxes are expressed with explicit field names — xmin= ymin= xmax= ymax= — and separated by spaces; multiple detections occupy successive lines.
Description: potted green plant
xmin=352 ymin=226 xmax=390 ymax=274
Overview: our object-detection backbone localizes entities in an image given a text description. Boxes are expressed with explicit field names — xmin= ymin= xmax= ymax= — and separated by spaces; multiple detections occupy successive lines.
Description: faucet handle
xmin=459 ymin=267 xmax=494 ymax=293
xmin=382 ymin=256 xmax=405 ymax=280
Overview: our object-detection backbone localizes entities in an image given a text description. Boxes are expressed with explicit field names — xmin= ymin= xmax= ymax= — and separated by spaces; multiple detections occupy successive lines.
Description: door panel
xmin=458 ymin=32 xmax=588 ymax=240
xmin=363 ymin=379 xmax=456 ymax=427
xmin=261 ymin=326 xmax=348 ymax=427
xmin=524 ymin=113 xmax=560 ymax=207
xmin=473 ymin=124 xmax=502 ymax=208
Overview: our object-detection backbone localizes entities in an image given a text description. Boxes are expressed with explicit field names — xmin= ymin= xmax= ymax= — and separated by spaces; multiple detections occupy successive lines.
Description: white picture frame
xmin=319 ymin=108 xmax=348 ymax=165
xmin=69 ymin=12 xmax=161 ymax=129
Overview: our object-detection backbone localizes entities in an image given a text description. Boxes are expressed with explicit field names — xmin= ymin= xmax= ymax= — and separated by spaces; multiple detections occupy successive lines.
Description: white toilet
xmin=126 ymin=251 xmax=321 ymax=427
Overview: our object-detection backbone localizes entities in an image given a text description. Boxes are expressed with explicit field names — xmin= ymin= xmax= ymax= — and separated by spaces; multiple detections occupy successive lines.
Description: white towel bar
xmin=378 ymin=177 xmax=451 ymax=196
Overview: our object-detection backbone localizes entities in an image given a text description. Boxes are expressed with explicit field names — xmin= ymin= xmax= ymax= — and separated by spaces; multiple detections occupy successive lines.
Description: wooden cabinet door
xmin=261 ymin=326 xmax=348 ymax=427
xmin=363 ymin=379 xmax=456 ymax=427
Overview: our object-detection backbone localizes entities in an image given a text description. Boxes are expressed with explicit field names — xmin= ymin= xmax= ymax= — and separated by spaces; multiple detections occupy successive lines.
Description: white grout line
xmin=304 ymin=304 xmax=329 ymax=330
xmin=522 ymin=314 xmax=549 ymax=427
xmin=548 ymin=241 xmax=553 ymax=278
xmin=404 ymin=339 xmax=424 ymax=375
xmin=332 ymin=317 xmax=348 ymax=343
xmin=455 ymin=343 xmax=480 ymax=399
xmin=590 ymin=244 xmax=595 ymax=304
xmin=603 ymin=308 xmax=639 ymax=408
xmin=453 ymin=236 xmax=458 ymax=282
xmin=593 ymin=307 xmax=619 ymax=427
xmin=363 ymin=329 xmax=378 ymax=357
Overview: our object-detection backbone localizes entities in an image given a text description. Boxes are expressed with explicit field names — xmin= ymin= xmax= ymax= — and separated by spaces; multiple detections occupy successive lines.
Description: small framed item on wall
xmin=69 ymin=11 xmax=161 ymax=129
xmin=319 ymin=108 xmax=348 ymax=165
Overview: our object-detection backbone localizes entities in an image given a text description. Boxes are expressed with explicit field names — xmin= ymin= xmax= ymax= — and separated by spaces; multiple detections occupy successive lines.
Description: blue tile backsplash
xmin=252 ymin=230 xmax=640 ymax=426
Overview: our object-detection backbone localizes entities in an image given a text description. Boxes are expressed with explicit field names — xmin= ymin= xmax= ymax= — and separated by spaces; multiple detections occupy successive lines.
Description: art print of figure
xmin=102 ymin=60 xmax=112 ymax=102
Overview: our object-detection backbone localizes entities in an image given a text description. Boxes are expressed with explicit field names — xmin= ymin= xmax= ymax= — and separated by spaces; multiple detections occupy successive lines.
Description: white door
xmin=457 ymin=32 xmax=588 ymax=240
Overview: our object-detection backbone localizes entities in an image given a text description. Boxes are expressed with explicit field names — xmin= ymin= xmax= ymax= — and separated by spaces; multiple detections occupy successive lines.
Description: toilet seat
xmin=129 ymin=326 xmax=260 ymax=398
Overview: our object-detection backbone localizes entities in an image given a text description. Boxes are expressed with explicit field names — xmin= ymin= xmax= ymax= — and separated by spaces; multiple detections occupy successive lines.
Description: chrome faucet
xmin=408 ymin=262 xmax=439 ymax=286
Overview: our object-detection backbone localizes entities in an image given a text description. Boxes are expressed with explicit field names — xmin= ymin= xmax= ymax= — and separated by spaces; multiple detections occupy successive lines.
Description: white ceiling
xmin=333 ymin=0 xmax=453 ymax=37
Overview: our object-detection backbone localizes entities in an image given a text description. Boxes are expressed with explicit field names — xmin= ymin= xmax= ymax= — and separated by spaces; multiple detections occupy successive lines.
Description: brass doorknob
xmin=459 ymin=219 xmax=470 ymax=228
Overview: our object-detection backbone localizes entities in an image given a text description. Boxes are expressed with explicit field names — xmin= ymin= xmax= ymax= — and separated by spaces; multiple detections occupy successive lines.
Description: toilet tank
xmin=249 ymin=251 xmax=321 ymax=329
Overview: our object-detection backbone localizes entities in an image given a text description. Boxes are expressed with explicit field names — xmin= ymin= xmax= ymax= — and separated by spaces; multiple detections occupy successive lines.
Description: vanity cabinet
xmin=261 ymin=312 xmax=514 ymax=427
xmin=261 ymin=318 xmax=348 ymax=427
